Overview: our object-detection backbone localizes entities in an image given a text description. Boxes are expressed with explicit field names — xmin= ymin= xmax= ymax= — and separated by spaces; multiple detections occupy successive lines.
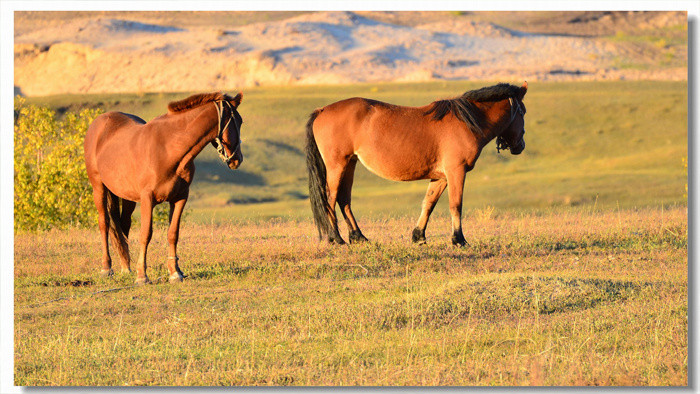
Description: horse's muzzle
xmin=228 ymin=160 xmax=241 ymax=170
xmin=510 ymin=140 xmax=525 ymax=155
xmin=226 ymin=149 xmax=243 ymax=169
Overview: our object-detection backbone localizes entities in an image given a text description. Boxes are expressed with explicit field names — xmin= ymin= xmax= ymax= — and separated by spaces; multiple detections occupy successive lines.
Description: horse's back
xmin=86 ymin=111 xmax=145 ymax=149
xmin=314 ymin=97 xmax=402 ymax=137
xmin=87 ymin=111 xmax=145 ymax=137
xmin=320 ymin=97 xmax=395 ymax=119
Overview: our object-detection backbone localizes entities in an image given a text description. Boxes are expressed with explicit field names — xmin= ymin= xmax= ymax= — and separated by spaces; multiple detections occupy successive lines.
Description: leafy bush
xmin=14 ymin=97 xmax=102 ymax=230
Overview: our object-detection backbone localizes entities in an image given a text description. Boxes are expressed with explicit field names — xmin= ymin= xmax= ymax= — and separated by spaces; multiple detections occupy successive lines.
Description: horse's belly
xmin=355 ymin=150 xmax=442 ymax=182
xmin=96 ymin=155 xmax=142 ymax=201
xmin=100 ymin=175 xmax=141 ymax=202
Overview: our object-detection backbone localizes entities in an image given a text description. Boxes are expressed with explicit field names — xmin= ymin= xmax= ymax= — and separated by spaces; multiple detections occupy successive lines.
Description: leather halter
xmin=496 ymin=97 xmax=525 ymax=153
xmin=212 ymin=100 xmax=241 ymax=165
xmin=508 ymin=97 xmax=525 ymax=122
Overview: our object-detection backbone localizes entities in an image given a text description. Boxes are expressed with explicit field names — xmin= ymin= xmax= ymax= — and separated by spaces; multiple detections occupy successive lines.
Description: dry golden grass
xmin=14 ymin=207 xmax=687 ymax=386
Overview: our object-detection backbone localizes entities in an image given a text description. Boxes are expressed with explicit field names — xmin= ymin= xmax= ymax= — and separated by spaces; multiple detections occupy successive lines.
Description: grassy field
xmin=14 ymin=209 xmax=687 ymax=385
xmin=15 ymin=81 xmax=687 ymax=385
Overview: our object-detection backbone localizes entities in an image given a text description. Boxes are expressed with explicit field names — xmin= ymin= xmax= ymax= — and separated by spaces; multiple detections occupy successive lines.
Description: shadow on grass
xmin=377 ymin=276 xmax=670 ymax=330
xmin=196 ymin=160 xmax=267 ymax=186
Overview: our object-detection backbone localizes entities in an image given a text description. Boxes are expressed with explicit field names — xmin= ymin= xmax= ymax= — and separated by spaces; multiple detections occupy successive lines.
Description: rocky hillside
xmin=14 ymin=11 xmax=687 ymax=96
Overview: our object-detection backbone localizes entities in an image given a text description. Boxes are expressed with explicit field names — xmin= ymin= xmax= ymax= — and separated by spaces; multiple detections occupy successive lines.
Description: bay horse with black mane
xmin=84 ymin=91 xmax=244 ymax=284
xmin=305 ymin=82 xmax=528 ymax=246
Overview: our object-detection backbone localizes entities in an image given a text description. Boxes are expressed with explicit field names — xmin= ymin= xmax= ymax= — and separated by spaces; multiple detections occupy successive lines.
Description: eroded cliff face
xmin=14 ymin=11 xmax=687 ymax=96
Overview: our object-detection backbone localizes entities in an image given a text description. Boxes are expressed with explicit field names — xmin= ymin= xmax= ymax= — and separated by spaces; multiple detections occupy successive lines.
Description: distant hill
xmin=14 ymin=11 xmax=687 ymax=96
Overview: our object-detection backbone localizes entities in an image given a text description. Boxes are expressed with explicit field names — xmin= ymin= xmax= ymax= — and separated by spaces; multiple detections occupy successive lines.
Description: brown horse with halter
xmin=84 ymin=92 xmax=244 ymax=284
xmin=305 ymin=82 xmax=528 ymax=246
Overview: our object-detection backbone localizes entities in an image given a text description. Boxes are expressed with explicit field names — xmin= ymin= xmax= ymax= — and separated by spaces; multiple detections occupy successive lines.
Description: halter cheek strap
xmin=508 ymin=97 xmax=524 ymax=122
xmin=213 ymin=100 xmax=241 ymax=165
xmin=497 ymin=97 xmax=525 ymax=153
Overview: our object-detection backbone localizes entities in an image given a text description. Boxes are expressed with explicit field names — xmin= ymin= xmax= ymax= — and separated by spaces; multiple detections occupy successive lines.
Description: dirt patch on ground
xmin=14 ymin=11 xmax=686 ymax=96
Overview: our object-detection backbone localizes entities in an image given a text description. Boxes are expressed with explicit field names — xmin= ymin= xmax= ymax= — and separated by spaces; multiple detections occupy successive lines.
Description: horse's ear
xmin=231 ymin=92 xmax=243 ymax=108
xmin=518 ymin=81 xmax=528 ymax=99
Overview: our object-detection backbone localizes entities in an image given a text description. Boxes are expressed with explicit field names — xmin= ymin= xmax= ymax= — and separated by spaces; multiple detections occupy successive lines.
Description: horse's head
xmin=497 ymin=81 xmax=528 ymax=155
xmin=212 ymin=93 xmax=244 ymax=169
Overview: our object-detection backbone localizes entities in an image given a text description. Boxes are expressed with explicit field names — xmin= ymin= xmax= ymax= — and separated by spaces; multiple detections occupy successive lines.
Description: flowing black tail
xmin=106 ymin=191 xmax=130 ymax=265
xmin=305 ymin=109 xmax=333 ymax=240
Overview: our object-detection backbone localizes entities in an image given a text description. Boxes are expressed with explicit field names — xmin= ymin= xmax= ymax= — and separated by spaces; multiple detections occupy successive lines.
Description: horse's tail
xmin=106 ymin=191 xmax=130 ymax=264
xmin=305 ymin=109 xmax=333 ymax=240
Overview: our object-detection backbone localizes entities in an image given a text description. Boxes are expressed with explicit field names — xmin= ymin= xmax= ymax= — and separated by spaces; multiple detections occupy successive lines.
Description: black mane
xmin=167 ymin=91 xmax=235 ymax=113
xmin=462 ymin=83 xmax=522 ymax=102
xmin=425 ymin=83 xmax=521 ymax=136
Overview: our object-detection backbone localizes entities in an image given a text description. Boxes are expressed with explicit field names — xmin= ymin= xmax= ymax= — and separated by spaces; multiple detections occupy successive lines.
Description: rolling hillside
xmin=14 ymin=11 xmax=687 ymax=96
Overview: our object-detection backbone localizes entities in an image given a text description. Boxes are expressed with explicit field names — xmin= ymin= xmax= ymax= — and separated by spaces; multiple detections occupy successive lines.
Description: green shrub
xmin=14 ymin=97 xmax=102 ymax=230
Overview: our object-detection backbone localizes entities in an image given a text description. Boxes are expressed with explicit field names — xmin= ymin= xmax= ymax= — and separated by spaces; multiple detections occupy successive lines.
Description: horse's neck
xmin=170 ymin=105 xmax=218 ymax=164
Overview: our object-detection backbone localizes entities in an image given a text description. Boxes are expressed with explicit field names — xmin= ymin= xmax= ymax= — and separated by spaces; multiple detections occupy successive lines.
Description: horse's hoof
xmin=451 ymin=233 xmax=467 ymax=247
xmin=412 ymin=228 xmax=427 ymax=244
xmin=349 ymin=230 xmax=369 ymax=244
xmin=329 ymin=237 xmax=346 ymax=245
xmin=134 ymin=276 xmax=151 ymax=285
xmin=169 ymin=272 xmax=185 ymax=283
xmin=120 ymin=268 xmax=132 ymax=274
xmin=100 ymin=269 xmax=114 ymax=277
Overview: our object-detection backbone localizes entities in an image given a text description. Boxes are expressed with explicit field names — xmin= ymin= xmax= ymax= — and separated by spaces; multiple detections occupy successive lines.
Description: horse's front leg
xmin=446 ymin=168 xmax=467 ymax=247
xmin=412 ymin=178 xmax=447 ymax=244
xmin=135 ymin=195 xmax=154 ymax=284
xmin=166 ymin=196 xmax=188 ymax=283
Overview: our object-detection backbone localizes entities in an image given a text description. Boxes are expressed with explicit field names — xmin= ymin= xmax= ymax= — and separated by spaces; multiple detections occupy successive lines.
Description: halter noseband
xmin=212 ymin=100 xmax=241 ymax=165
xmin=496 ymin=97 xmax=525 ymax=153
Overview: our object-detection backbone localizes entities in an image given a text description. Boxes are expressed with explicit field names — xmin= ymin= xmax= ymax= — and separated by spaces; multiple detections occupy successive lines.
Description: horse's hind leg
xmin=106 ymin=193 xmax=131 ymax=273
xmin=412 ymin=178 xmax=447 ymax=244
xmin=337 ymin=158 xmax=368 ymax=243
xmin=166 ymin=196 xmax=188 ymax=283
xmin=91 ymin=185 xmax=113 ymax=276
xmin=325 ymin=162 xmax=349 ymax=245
xmin=115 ymin=198 xmax=136 ymax=273
xmin=120 ymin=199 xmax=136 ymax=239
